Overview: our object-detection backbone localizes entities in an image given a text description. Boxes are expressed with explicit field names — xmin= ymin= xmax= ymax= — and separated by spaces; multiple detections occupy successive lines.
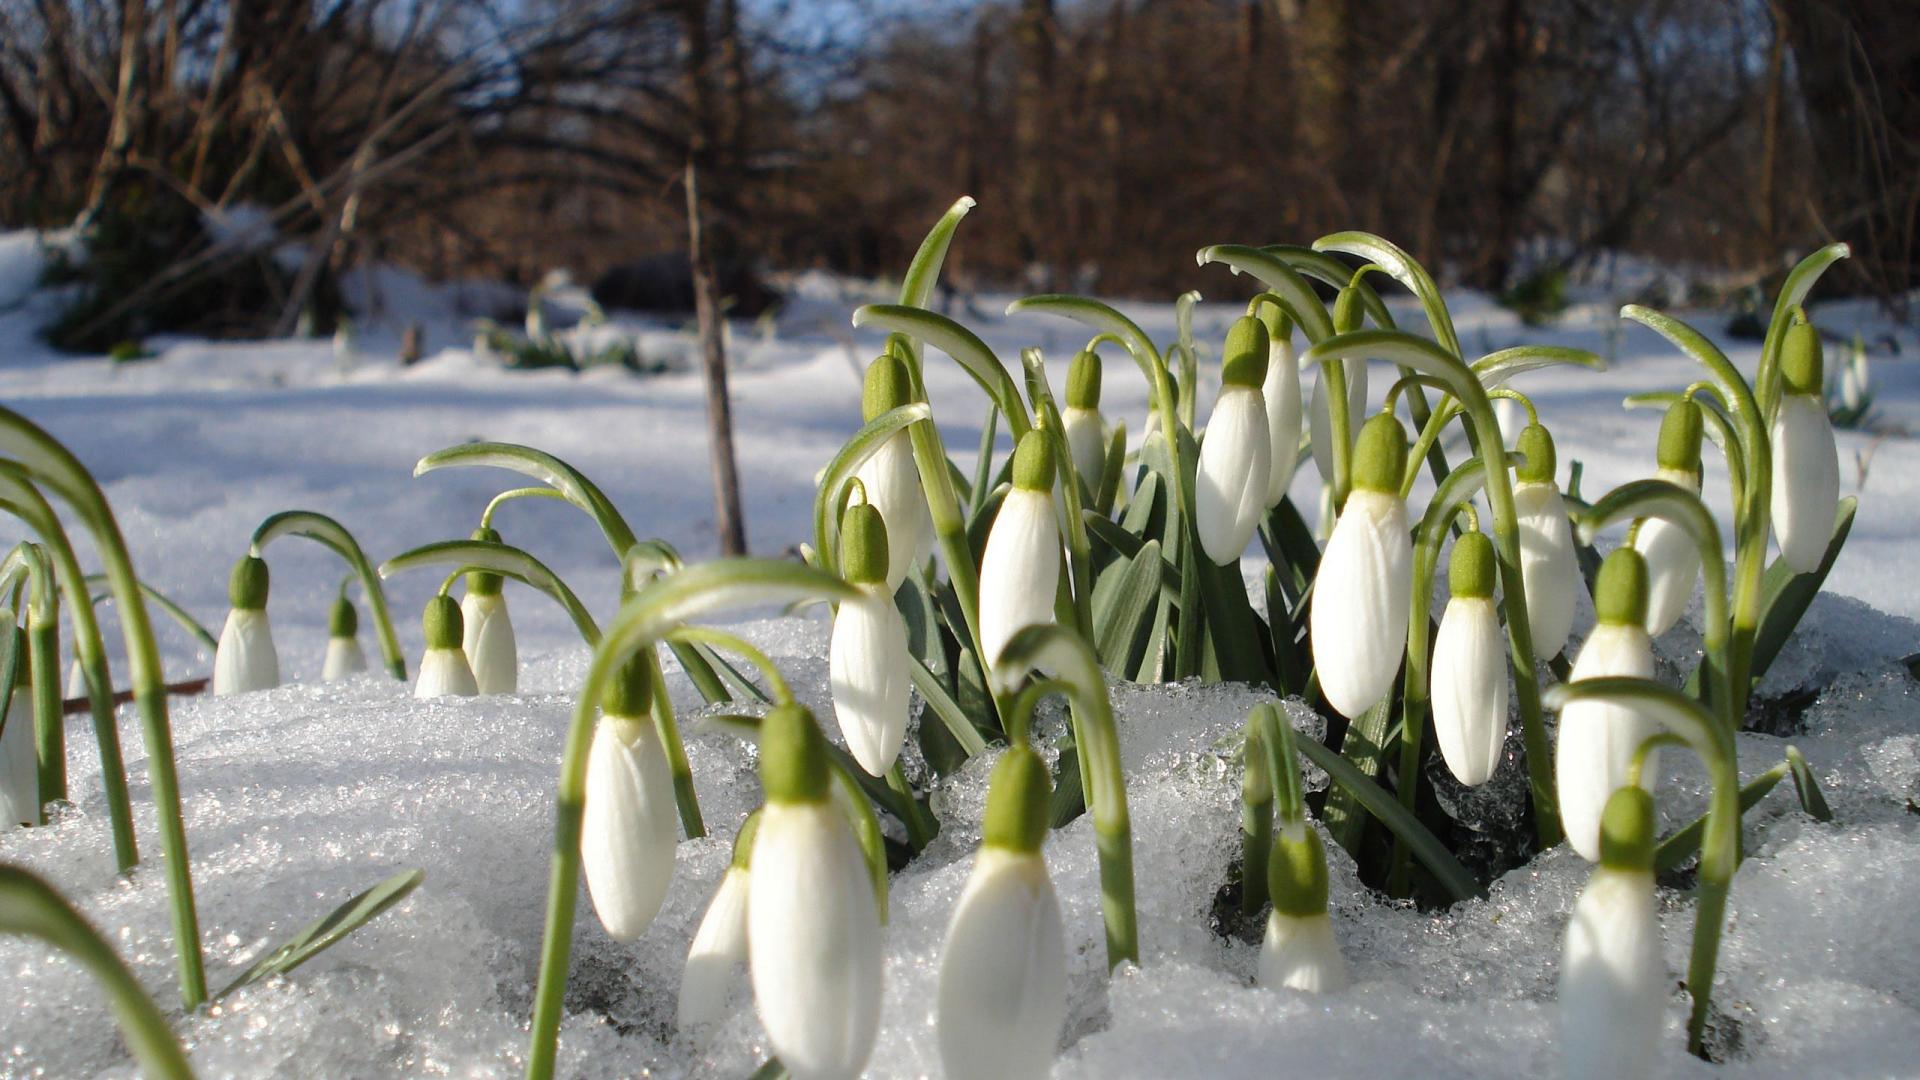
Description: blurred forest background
xmin=3 ymin=0 xmax=1918 ymax=346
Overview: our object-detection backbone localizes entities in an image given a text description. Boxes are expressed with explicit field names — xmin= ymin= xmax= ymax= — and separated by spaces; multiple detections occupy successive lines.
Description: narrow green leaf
xmin=1193 ymin=245 xmax=1334 ymax=340
xmin=1093 ymin=540 xmax=1163 ymax=672
xmin=379 ymin=539 xmax=600 ymax=645
xmin=909 ymin=654 xmax=989 ymax=757
xmin=218 ymin=869 xmax=425 ymax=999
xmin=81 ymin=574 xmax=217 ymax=654
xmin=1748 ymin=497 xmax=1858 ymax=686
xmin=850 ymin=306 xmax=1028 ymax=438
xmin=1293 ymin=738 xmax=1483 ymax=902
xmin=413 ymin=442 xmax=638 ymax=556
xmin=1473 ymin=344 xmax=1606 ymax=384
xmin=1785 ymin=745 xmax=1833 ymax=822
xmin=900 ymin=197 xmax=976 ymax=311
xmin=1312 ymin=232 xmax=1460 ymax=357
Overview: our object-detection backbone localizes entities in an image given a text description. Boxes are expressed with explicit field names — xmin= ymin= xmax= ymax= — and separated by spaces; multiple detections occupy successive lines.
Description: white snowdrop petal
xmin=1431 ymin=597 xmax=1509 ymax=787
xmin=1771 ymin=394 xmax=1841 ymax=574
xmin=1633 ymin=515 xmax=1699 ymax=638
xmin=1259 ymin=911 xmax=1349 ymax=993
xmin=321 ymin=636 xmax=367 ymax=682
xmin=64 ymin=658 xmax=86 ymax=700
xmin=853 ymin=432 xmax=932 ymax=590
xmin=1263 ymin=335 xmax=1303 ymax=507
xmin=462 ymin=592 xmax=518 ymax=695
xmin=1062 ymin=406 xmax=1107 ymax=493
xmin=581 ymin=716 xmax=679 ymax=943
xmin=214 ymin=608 xmax=280 ymax=695
xmin=414 ymin=648 xmax=478 ymax=698
xmin=1559 ymin=868 xmax=1665 ymax=1080
xmin=937 ymin=850 xmax=1067 ymax=1080
xmin=0 ymin=689 xmax=36 ymax=828
xmin=1513 ymin=481 xmax=1579 ymax=659
xmin=1556 ymin=623 xmax=1658 ymax=862
xmin=829 ymin=584 xmax=912 ymax=776
xmin=677 ymin=866 xmax=751 ymax=1030
xmin=1195 ymin=387 xmax=1272 ymax=565
xmin=748 ymin=801 xmax=883 ymax=1080
xmin=1308 ymin=362 xmax=1368 ymax=485
xmin=978 ymin=488 xmax=1061 ymax=678
xmin=1310 ymin=490 xmax=1412 ymax=718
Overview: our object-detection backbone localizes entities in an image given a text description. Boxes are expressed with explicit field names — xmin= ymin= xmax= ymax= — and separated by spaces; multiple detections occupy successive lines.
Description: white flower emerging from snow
xmin=1560 ymin=786 xmax=1666 ymax=1080
xmin=853 ymin=352 xmax=932 ymax=590
xmin=829 ymin=503 xmax=911 ymax=776
xmin=1771 ymin=321 xmax=1841 ymax=573
xmin=748 ymin=705 xmax=882 ymax=1080
xmin=1061 ymin=349 xmax=1108 ymax=495
xmin=413 ymin=595 xmax=478 ymax=698
xmin=1196 ymin=315 xmax=1273 ymax=564
xmin=1557 ymin=548 xmax=1660 ymax=863
xmin=1 ymin=670 xmax=37 ymax=828
xmin=1512 ymin=423 xmax=1579 ymax=660
xmin=979 ymin=430 xmax=1062 ymax=687
xmin=460 ymin=528 xmax=517 ymax=695
xmin=1310 ymin=413 xmax=1412 ymax=719
xmin=677 ymin=812 xmax=758 ymax=1030
xmin=1633 ymin=401 xmax=1705 ymax=637
xmin=1261 ymin=310 xmax=1304 ymax=508
xmin=582 ymin=653 xmax=679 ymax=943
xmin=938 ymin=747 xmax=1066 ymax=1080
xmin=322 ymin=595 xmax=368 ymax=682
xmin=214 ymin=556 xmax=280 ymax=695
xmin=1259 ymin=822 xmax=1349 ymax=993
xmin=1431 ymin=531 xmax=1508 ymax=787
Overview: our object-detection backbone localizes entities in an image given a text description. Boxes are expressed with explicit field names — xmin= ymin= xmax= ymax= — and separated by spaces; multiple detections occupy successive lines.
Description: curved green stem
xmin=1628 ymin=731 xmax=1689 ymax=789
xmin=480 ymin=486 xmax=569 ymax=530
xmin=414 ymin=441 xmax=640 ymax=557
xmin=0 ymin=406 xmax=206 ymax=1007
xmin=661 ymin=625 xmax=792 ymax=704
xmin=810 ymin=402 xmax=932 ymax=576
xmin=380 ymin=538 xmax=600 ymax=645
xmin=1755 ymin=244 xmax=1849 ymax=424
xmin=251 ymin=510 xmax=405 ymax=680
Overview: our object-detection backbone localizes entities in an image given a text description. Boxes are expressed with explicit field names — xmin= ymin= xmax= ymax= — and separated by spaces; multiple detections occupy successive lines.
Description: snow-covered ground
xmin=0 ymin=230 xmax=1915 ymax=1077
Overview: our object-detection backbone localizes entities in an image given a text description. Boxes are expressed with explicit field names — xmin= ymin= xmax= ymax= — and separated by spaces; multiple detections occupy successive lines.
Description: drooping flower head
xmin=414 ymin=594 xmax=478 ymax=698
xmin=1259 ymin=822 xmax=1349 ymax=993
xmin=979 ymin=430 xmax=1062 ymax=687
xmin=1557 ymin=548 xmax=1659 ymax=862
xmin=1512 ymin=422 xmax=1579 ymax=659
xmin=678 ymin=810 xmax=761 ymax=1030
xmin=582 ymin=650 xmax=679 ymax=943
xmin=214 ymin=555 xmax=280 ymax=695
xmin=1560 ymin=786 xmax=1666 ymax=1080
xmin=1432 ymin=530 xmax=1509 ymax=787
xmin=749 ymin=703 xmax=883 ymax=1080
xmin=1061 ymin=349 xmax=1108 ymax=496
xmin=853 ymin=352 xmax=932 ymax=590
xmin=1771 ymin=318 xmax=1841 ymax=573
xmin=938 ymin=746 xmax=1067 ymax=1080
xmin=829 ymin=502 xmax=911 ymax=776
xmin=1195 ymin=314 xmax=1273 ymax=564
xmin=1310 ymin=412 xmax=1412 ymax=719
xmin=461 ymin=526 xmax=518 ymax=695
xmin=1634 ymin=399 xmax=1704 ymax=637
xmin=322 ymin=593 xmax=367 ymax=682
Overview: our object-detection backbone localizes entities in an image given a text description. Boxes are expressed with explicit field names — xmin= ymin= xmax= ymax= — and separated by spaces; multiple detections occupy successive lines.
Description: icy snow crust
xmin=0 ymin=232 xmax=1915 ymax=1075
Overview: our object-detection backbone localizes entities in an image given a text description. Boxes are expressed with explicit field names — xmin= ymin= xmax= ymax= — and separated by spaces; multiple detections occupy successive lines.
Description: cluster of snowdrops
xmin=0 ymin=200 xmax=1853 ymax=1080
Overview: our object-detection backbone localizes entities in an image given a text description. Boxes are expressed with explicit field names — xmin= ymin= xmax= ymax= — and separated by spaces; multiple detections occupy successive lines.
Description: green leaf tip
xmin=1599 ymin=785 xmax=1656 ymax=871
xmin=1221 ymin=315 xmax=1270 ymax=389
xmin=759 ymin=703 xmax=831 ymax=805
xmin=863 ymin=353 xmax=913 ymax=421
xmin=1449 ymin=530 xmax=1496 ymax=600
xmin=839 ymin=502 xmax=890 ymax=586
xmin=1780 ymin=319 xmax=1823 ymax=396
xmin=1594 ymin=547 xmax=1650 ymax=627
xmin=1515 ymin=423 xmax=1557 ymax=485
xmin=1268 ymin=824 xmax=1330 ymax=917
xmin=982 ymin=745 xmax=1053 ymax=853
xmin=600 ymin=649 xmax=654 ymax=719
xmin=1066 ymin=350 xmax=1102 ymax=410
xmin=1656 ymin=398 xmax=1704 ymax=474
xmin=229 ymin=555 xmax=269 ymax=610
xmin=422 ymin=594 xmax=463 ymax=650
xmin=1012 ymin=429 xmax=1056 ymax=492
xmin=1351 ymin=413 xmax=1409 ymax=494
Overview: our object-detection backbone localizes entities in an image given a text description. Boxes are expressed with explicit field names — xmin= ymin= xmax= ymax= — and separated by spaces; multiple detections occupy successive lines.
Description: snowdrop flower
xmin=1310 ymin=413 xmax=1412 ymax=719
xmin=677 ymin=811 xmax=759 ymax=1030
xmin=937 ymin=746 xmax=1066 ymax=1080
xmin=1633 ymin=401 xmax=1704 ymax=637
xmin=748 ymin=704 xmax=882 ymax=1080
xmin=1259 ymin=821 xmax=1349 ymax=993
xmin=1557 ymin=548 xmax=1659 ymax=863
xmin=1431 ymin=531 xmax=1508 ymax=786
xmin=461 ymin=527 xmax=517 ymax=694
xmin=853 ymin=353 xmax=932 ymax=590
xmin=1195 ymin=315 xmax=1273 ymax=564
xmin=1838 ymin=334 xmax=1870 ymax=414
xmin=1512 ymin=423 xmax=1579 ymax=660
xmin=213 ymin=556 xmax=280 ymax=695
xmin=582 ymin=652 xmax=679 ymax=943
xmin=1260 ymin=308 xmax=1304 ymax=508
xmin=1060 ymin=349 xmax=1108 ymax=495
xmin=979 ymin=430 xmax=1062 ymax=686
xmin=1560 ymin=786 xmax=1666 ymax=1080
xmin=413 ymin=595 xmax=478 ymax=698
xmin=1 ymin=644 xmax=37 ymax=827
xmin=1771 ymin=320 xmax=1841 ymax=573
xmin=1309 ymin=287 xmax=1370 ymax=486
xmin=829 ymin=503 xmax=910 ymax=776
xmin=321 ymin=595 xmax=368 ymax=681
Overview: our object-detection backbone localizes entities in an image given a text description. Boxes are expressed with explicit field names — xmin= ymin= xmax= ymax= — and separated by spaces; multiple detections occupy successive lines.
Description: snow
xmin=0 ymin=228 xmax=1914 ymax=1076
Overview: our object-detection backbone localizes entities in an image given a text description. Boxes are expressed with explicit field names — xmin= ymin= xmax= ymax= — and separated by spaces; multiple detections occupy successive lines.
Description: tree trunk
xmin=1013 ymin=0 xmax=1057 ymax=276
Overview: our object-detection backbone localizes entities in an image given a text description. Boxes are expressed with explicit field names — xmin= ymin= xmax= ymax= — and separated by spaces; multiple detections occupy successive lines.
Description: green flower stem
xmin=1022 ymin=349 xmax=1095 ymax=640
xmin=1239 ymin=718 xmax=1273 ymax=914
xmin=0 ymin=474 xmax=136 ymax=868
xmin=2 ymin=543 xmax=64 ymax=812
xmin=382 ymin=538 xmax=602 ymax=645
xmin=479 ymin=486 xmax=569 ymax=530
xmin=1390 ymin=461 xmax=1490 ymax=895
xmin=998 ymin=624 xmax=1136 ymax=969
xmin=0 ymin=865 xmax=194 ymax=1080
xmin=0 ymin=406 xmax=206 ymax=1007
xmin=415 ymin=441 xmax=641 ymax=558
xmin=251 ymin=511 xmax=405 ymax=680
xmin=524 ymin=560 xmax=856 ymax=1080
xmin=1755 ymin=244 xmax=1850 ymax=425
xmin=1301 ymin=331 xmax=1564 ymax=848
xmin=661 ymin=625 xmax=790 ymax=704
xmin=1548 ymin=678 xmax=1737 ymax=1057
xmin=645 ymin=645 xmax=703 ymax=839
xmin=1627 ymin=732 xmax=1689 ymax=789
xmin=884 ymin=762 xmax=935 ymax=851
